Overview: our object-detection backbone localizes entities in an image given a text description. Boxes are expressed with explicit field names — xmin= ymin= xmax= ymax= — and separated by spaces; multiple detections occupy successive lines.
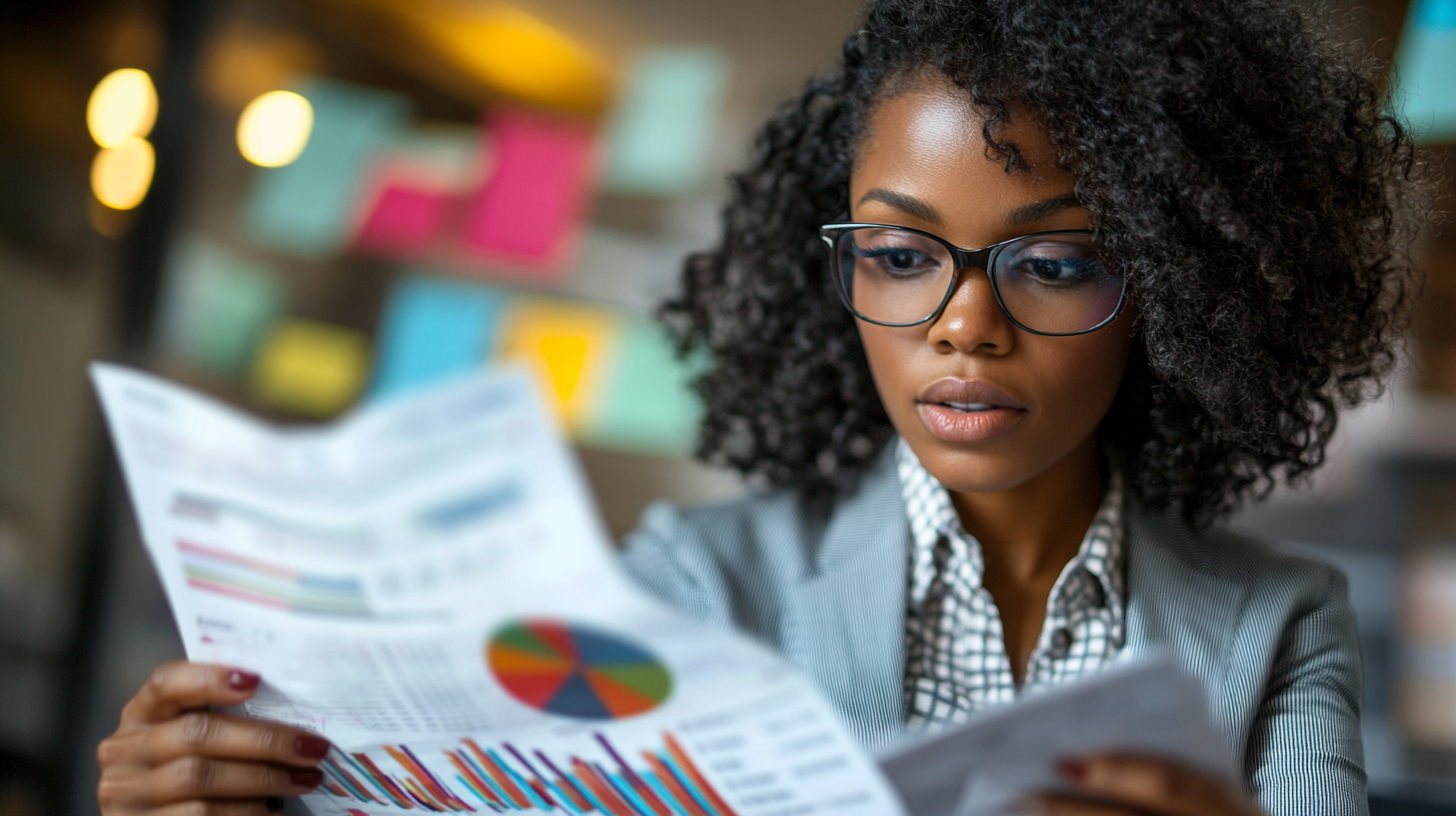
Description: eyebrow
xmin=856 ymin=189 xmax=943 ymax=225
xmin=1005 ymin=195 xmax=1083 ymax=226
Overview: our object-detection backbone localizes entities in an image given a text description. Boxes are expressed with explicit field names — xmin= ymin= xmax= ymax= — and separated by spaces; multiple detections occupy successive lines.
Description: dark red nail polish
xmin=295 ymin=734 xmax=330 ymax=759
xmin=226 ymin=670 xmax=261 ymax=691
xmin=265 ymin=797 xmax=285 ymax=813
xmin=1056 ymin=759 xmax=1088 ymax=783
xmin=290 ymin=769 xmax=323 ymax=788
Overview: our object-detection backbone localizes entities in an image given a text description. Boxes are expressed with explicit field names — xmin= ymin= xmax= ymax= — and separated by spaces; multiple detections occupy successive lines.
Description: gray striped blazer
xmin=620 ymin=446 xmax=1366 ymax=815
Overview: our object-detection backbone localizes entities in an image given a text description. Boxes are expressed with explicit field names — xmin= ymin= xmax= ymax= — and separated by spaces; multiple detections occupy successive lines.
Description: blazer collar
xmin=1120 ymin=503 xmax=1248 ymax=750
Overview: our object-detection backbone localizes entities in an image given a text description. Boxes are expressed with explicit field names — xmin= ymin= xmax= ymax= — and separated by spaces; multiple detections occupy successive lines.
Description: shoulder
xmin=1127 ymin=502 xmax=1351 ymax=618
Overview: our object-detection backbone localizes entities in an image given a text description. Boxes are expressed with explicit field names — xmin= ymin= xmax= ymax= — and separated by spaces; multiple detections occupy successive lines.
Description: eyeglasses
xmin=820 ymin=224 xmax=1127 ymax=336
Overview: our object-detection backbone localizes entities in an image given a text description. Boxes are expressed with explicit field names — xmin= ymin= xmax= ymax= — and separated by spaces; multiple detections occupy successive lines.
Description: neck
xmin=949 ymin=436 xmax=1105 ymax=582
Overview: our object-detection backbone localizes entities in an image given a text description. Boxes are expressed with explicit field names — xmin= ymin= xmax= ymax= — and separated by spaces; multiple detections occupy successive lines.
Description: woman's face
xmin=851 ymin=80 xmax=1137 ymax=494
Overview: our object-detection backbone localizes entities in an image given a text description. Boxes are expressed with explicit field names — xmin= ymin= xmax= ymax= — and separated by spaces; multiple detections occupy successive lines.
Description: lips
xmin=916 ymin=378 xmax=1027 ymax=443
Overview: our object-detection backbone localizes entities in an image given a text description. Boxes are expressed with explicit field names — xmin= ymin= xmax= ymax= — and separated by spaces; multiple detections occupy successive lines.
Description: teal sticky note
xmin=578 ymin=317 xmax=705 ymax=457
xmin=1394 ymin=0 xmax=1456 ymax=145
xmin=244 ymin=76 xmax=411 ymax=256
xmin=156 ymin=238 xmax=284 ymax=378
xmin=371 ymin=274 xmax=509 ymax=400
xmin=603 ymin=47 xmax=732 ymax=195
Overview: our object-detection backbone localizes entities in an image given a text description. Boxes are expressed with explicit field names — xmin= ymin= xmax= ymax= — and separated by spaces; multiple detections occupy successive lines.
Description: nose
xmin=924 ymin=268 xmax=1016 ymax=355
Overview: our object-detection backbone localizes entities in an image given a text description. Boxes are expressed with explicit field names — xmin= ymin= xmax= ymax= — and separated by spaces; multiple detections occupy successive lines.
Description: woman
xmin=97 ymin=0 xmax=1421 ymax=814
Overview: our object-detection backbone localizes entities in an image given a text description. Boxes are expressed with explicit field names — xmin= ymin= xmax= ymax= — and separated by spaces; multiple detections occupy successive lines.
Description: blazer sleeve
xmin=1245 ymin=563 xmax=1367 ymax=816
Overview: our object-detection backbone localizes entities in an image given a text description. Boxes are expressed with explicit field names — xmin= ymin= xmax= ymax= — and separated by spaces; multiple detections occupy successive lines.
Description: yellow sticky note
xmin=252 ymin=318 xmax=370 ymax=417
xmin=496 ymin=300 xmax=618 ymax=430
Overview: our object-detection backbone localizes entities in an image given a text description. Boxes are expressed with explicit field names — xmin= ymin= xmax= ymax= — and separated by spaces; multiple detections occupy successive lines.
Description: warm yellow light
xmin=91 ymin=137 xmax=155 ymax=210
xmin=237 ymin=90 xmax=314 ymax=167
xmin=392 ymin=3 xmax=612 ymax=114
xmin=87 ymin=68 xmax=158 ymax=148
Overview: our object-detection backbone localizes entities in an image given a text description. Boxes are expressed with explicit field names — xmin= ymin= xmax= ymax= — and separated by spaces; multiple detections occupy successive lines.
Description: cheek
xmin=856 ymin=323 xmax=919 ymax=407
xmin=1028 ymin=332 xmax=1132 ymax=423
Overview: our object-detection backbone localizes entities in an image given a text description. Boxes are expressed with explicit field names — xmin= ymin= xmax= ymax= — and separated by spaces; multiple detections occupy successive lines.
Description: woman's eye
xmin=857 ymin=245 xmax=939 ymax=276
xmin=1008 ymin=252 xmax=1105 ymax=285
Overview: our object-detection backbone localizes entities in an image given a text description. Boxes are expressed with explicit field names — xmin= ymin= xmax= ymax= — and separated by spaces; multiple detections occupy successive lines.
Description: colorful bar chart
xmin=177 ymin=540 xmax=370 ymax=616
xmin=318 ymin=731 xmax=739 ymax=815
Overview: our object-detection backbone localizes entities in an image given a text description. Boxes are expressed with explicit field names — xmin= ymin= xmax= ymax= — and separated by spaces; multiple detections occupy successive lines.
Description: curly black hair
xmin=661 ymin=0 xmax=1423 ymax=526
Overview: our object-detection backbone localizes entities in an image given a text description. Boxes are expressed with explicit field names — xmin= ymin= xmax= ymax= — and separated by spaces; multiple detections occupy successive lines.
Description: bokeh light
xmin=237 ymin=90 xmax=314 ymax=167
xmin=90 ymin=136 xmax=155 ymax=210
xmin=86 ymin=68 xmax=158 ymax=148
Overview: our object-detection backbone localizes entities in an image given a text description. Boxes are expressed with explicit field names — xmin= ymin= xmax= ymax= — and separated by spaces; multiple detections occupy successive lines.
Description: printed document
xmin=92 ymin=363 xmax=905 ymax=816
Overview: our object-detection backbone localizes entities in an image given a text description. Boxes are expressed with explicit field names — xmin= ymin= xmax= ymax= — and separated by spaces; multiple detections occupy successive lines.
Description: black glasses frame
xmin=819 ymin=223 xmax=1128 ymax=336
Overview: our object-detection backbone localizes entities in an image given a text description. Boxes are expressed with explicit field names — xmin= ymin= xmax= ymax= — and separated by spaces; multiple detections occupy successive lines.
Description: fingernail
xmin=1056 ymin=758 xmax=1088 ymax=783
xmin=226 ymin=670 xmax=261 ymax=691
xmin=295 ymin=734 xmax=330 ymax=759
xmin=265 ymin=797 xmax=285 ymax=813
xmin=290 ymin=769 xmax=323 ymax=789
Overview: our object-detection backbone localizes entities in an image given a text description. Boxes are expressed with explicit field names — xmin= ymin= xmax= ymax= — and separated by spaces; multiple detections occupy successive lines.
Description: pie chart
xmin=487 ymin=619 xmax=672 ymax=720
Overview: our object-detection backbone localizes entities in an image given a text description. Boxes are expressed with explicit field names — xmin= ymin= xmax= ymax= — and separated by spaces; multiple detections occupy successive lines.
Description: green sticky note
xmin=603 ymin=47 xmax=732 ymax=195
xmin=156 ymin=238 xmax=284 ymax=378
xmin=244 ymin=76 xmax=411 ymax=256
xmin=1394 ymin=0 xmax=1456 ymax=145
xmin=578 ymin=316 xmax=705 ymax=457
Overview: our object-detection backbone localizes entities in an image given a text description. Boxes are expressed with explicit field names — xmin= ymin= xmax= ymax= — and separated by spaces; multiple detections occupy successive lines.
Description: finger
xmin=143 ymin=757 xmax=323 ymax=803
xmin=1064 ymin=755 xmax=1256 ymax=816
xmin=121 ymin=663 xmax=263 ymax=727
xmin=148 ymin=800 xmax=283 ymax=816
xmin=1018 ymin=794 xmax=1138 ymax=816
xmin=129 ymin=711 xmax=331 ymax=767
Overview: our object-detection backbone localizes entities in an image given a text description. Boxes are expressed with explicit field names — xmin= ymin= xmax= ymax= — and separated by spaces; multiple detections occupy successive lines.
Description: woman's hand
xmin=1020 ymin=755 xmax=1264 ymax=816
xmin=97 ymin=661 xmax=331 ymax=815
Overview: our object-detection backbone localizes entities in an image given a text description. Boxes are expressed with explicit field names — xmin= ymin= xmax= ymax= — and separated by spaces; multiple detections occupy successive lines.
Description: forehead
xmin=852 ymin=78 xmax=1069 ymax=199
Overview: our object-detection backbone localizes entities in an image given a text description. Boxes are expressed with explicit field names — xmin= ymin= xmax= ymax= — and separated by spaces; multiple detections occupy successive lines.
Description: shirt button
xmin=1049 ymin=628 xmax=1074 ymax=658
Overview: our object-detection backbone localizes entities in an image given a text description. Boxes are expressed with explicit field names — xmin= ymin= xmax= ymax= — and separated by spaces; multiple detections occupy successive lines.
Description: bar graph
xmin=318 ymin=731 xmax=740 ymax=815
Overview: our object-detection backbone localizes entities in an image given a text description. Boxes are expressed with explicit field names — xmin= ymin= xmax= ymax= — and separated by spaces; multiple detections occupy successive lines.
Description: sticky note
xmin=603 ymin=47 xmax=732 ymax=195
xmin=496 ymin=299 xmax=619 ymax=429
xmin=354 ymin=186 xmax=451 ymax=255
xmin=252 ymin=318 xmax=370 ymax=417
xmin=1394 ymin=0 xmax=1456 ymax=144
xmin=156 ymin=238 xmax=283 ymax=378
xmin=462 ymin=109 xmax=597 ymax=276
xmin=371 ymin=275 xmax=508 ymax=399
xmin=579 ymin=317 xmax=705 ymax=457
xmin=244 ymin=76 xmax=410 ymax=256
xmin=353 ymin=126 xmax=486 ymax=257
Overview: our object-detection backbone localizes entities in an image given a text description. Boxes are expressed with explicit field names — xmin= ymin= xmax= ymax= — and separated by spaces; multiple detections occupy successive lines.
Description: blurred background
xmin=0 ymin=0 xmax=1451 ymax=813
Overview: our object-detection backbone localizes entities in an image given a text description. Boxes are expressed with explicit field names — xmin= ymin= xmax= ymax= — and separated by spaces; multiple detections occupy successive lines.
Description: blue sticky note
xmin=603 ymin=47 xmax=732 ymax=195
xmin=371 ymin=275 xmax=508 ymax=399
xmin=577 ymin=316 xmax=706 ymax=457
xmin=245 ymin=76 xmax=411 ymax=256
xmin=1394 ymin=0 xmax=1456 ymax=145
xmin=156 ymin=238 xmax=283 ymax=378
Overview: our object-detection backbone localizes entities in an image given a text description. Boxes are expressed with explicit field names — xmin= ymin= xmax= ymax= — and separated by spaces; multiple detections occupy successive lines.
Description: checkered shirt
xmin=897 ymin=438 xmax=1127 ymax=731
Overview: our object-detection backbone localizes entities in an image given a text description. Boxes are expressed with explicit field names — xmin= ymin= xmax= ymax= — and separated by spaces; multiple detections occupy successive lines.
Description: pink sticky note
xmin=354 ymin=184 xmax=450 ymax=256
xmin=462 ymin=109 xmax=597 ymax=278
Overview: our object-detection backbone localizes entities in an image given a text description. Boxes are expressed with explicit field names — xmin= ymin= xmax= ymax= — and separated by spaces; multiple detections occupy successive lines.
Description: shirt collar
xmin=894 ymin=437 xmax=1126 ymax=616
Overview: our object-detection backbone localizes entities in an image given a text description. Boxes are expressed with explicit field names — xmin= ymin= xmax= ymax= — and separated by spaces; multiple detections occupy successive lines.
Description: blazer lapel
xmin=1121 ymin=504 xmax=1249 ymax=755
xmin=786 ymin=451 xmax=910 ymax=748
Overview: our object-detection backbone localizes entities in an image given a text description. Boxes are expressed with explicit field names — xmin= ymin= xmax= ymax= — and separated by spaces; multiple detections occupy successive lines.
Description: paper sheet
xmin=92 ymin=363 xmax=904 ymax=816
xmin=879 ymin=658 xmax=1234 ymax=816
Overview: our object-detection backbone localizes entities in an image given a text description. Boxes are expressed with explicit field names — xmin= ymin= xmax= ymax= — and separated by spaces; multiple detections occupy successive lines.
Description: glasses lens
xmin=836 ymin=228 xmax=954 ymax=324
xmin=991 ymin=234 xmax=1122 ymax=333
